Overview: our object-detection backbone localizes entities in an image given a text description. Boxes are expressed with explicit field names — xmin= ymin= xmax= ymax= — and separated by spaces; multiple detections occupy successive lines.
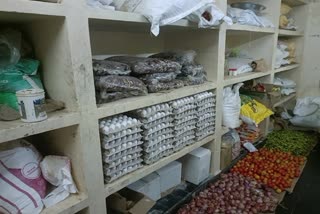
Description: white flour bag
xmin=0 ymin=140 xmax=46 ymax=214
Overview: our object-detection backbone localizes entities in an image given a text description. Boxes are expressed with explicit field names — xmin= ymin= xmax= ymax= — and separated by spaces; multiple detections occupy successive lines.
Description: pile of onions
xmin=177 ymin=173 xmax=278 ymax=214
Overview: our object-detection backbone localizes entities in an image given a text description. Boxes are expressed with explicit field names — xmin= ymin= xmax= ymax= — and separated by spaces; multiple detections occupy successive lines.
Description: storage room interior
xmin=0 ymin=0 xmax=320 ymax=214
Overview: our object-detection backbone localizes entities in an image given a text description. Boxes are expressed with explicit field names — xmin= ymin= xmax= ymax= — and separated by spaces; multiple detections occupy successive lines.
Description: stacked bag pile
xmin=99 ymin=115 xmax=144 ymax=183
xmin=275 ymin=39 xmax=296 ymax=69
xmin=279 ymin=3 xmax=297 ymax=30
xmin=93 ymin=52 xmax=209 ymax=104
xmin=171 ymin=96 xmax=197 ymax=151
xmin=195 ymin=91 xmax=216 ymax=140
xmin=129 ymin=104 xmax=175 ymax=164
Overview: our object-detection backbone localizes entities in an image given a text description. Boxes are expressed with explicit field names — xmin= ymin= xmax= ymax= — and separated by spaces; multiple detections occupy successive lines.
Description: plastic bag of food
xmin=222 ymin=129 xmax=241 ymax=159
xmin=177 ymin=73 xmax=207 ymax=86
xmin=113 ymin=0 xmax=220 ymax=36
xmin=223 ymin=83 xmax=243 ymax=128
xmin=281 ymin=3 xmax=292 ymax=15
xmin=97 ymin=90 xmax=144 ymax=103
xmin=149 ymin=50 xmax=197 ymax=66
xmin=240 ymin=95 xmax=273 ymax=126
xmin=0 ymin=29 xmax=21 ymax=67
xmin=138 ymin=72 xmax=178 ymax=84
xmin=93 ymin=59 xmax=131 ymax=76
xmin=181 ymin=64 xmax=206 ymax=76
xmin=40 ymin=156 xmax=78 ymax=208
xmin=186 ymin=3 xmax=232 ymax=28
xmin=107 ymin=56 xmax=181 ymax=75
xmin=0 ymin=139 xmax=46 ymax=214
xmin=95 ymin=75 xmax=148 ymax=95
xmin=147 ymin=80 xmax=184 ymax=93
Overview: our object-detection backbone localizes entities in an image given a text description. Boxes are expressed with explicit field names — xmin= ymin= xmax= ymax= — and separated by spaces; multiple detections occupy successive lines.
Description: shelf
xmin=278 ymin=29 xmax=304 ymax=37
xmin=274 ymin=64 xmax=300 ymax=73
xmin=224 ymin=71 xmax=272 ymax=86
xmin=273 ymin=93 xmax=297 ymax=108
xmin=227 ymin=24 xmax=275 ymax=34
xmin=282 ymin=0 xmax=307 ymax=7
xmin=41 ymin=193 xmax=89 ymax=214
xmin=97 ymin=82 xmax=216 ymax=119
xmin=105 ymin=135 xmax=215 ymax=197
xmin=88 ymin=9 xmax=212 ymax=31
xmin=0 ymin=0 xmax=65 ymax=21
xmin=0 ymin=111 xmax=80 ymax=144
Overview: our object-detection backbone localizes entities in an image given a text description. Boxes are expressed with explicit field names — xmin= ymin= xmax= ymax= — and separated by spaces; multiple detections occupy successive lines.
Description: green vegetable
xmin=265 ymin=130 xmax=318 ymax=156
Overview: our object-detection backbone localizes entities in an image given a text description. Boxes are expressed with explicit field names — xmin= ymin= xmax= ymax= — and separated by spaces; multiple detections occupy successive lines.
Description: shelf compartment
xmin=278 ymin=29 xmax=304 ymax=37
xmin=282 ymin=0 xmax=307 ymax=7
xmin=104 ymin=135 xmax=215 ymax=197
xmin=41 ymin=193 xmax=89 ymax=214
xmin=97 ymin=82 xmax=216 ymax=118
xmin=0 ymin=111 xmax=80 ymax=144
xmin=0 ymin=0 xmax=65 ymax=21
xmin=274 ymin=64 xmax=300 ymax=73
xmin=273 ymin=93 xmax=296 ymax=108
xmin=227 ymin=24 xmax=275 ymax=34
xmin=224 ymin=71 xmax=272 ymax=86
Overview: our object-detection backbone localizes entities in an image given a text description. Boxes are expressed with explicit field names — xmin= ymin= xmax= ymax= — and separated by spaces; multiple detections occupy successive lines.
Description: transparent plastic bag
xmin=178 ymin=73 xmax=207 ymax=86
xmin=147 ymin=79 xmax=184 ymax=93
xmin=95 ymin=75 xmax=148 ymax=94
xmin=93 ymin=59 xmax=131 ymax=76
xmin=149 ymin=50 xmax=196 ymax=66
xmin=181 ymin=64 xmax=205 ymax=76
xmin=97 ymin=90 xmax=142 ymax=103
xmin=107 ymin=56 xmax=182 ymax=74
xmin=139 ymin=72 xmax=178 ymax=84
xmin=0 ymin=29 xmax=21 ymax=67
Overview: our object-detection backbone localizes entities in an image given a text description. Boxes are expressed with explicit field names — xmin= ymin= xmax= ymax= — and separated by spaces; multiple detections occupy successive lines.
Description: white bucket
xmin=16 ymin=89 xmax=47 ymax=123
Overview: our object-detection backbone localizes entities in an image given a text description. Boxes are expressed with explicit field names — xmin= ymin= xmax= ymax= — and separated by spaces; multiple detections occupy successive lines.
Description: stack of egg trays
xmin=129 ymin=103 xmax=174 ymax=165
xmin=194 ymin=91 xmax=216 ymax=141
xmin=99 ymin=115 xmax=143 ymax=183
xmin=171 ymin=96 xmax=197 ymax=152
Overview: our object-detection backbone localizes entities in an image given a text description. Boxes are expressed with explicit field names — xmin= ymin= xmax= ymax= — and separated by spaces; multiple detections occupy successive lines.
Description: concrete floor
xmin=276 ymin=143 xmax=320 ymax=214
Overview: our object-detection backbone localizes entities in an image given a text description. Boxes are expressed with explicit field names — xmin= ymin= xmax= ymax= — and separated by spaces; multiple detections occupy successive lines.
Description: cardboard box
xmin=127 ymin=172 xmax=161 ymax=201
xmin=179 ymin=147 xmax=211 ymax=185
xmin=107 ymin=188 xmax=155 ymax=214
xmin=156 ymin=161 xmax=182 ymax=192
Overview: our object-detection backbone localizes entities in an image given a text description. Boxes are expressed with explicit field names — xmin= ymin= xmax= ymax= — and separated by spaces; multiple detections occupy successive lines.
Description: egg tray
xmin=143 ymin=143 xmax=174 ymax=156
xmin=143 ymin=134 xmax=174 ymax=148
xmin=174 ymin=115 xmax=197 ymax=126
xmin=170 ymin=96 xmax=195 ymax=109
xmin=173 ymin=104 xmax=196 ymax=114
xmin=174 ymin=120 xmax=197 ymax=131
xmin=103 ymin=152 xmax=142 ymax=166
xmin=143 ymin=139 xmax=174 ymax=153
xmin=99 ymin=115 xmax=142 ymax=135
xmin=196 ymin=120 xmax=215 ymax=129
xmin=139 ymin=111 xmax=173 ymax=123
xmin=197 ymin=112 xmax=215 ymax=122
xmin=104 ymin=158 xmax=143 ymax=175
xmin=101 ymin=127 xmax=143 ymax=141
xmin=104 ymin=163 xmax=143 ymax=183
xmin=142 ymin=122 xmax=174 ymax=136
xmin=194 ymin=91 xmax=215 ymax=102
xmin=173 ymin=139 xmax=196 ymax=152
xmin=103 ymin=147 xmax=143 ymax=163
xmin=174 ymin=129 xmax=195 ymax=140
xmin=197 ymin=103 xmax=216 ymax=112
xmin=142 ymin=117 xmax=174 ymax=129
xmin=129 ymin=103 xmax=172 ymax=118
xmin=101 ymin=134 xmax=142 ymax=150
xmin=174 ymin=134 xmax=196 ymax=146
xmin=174 ymin=125 xmax=196 ymax=136
xmin=143 ymin=128 xmax=173 ymax=141
xmin=143 ymin=149 xmax=175 ymax=165
xmin=102 ymin=140 xmax=143 ymax=155
xmin=173 ymin=110 xmax=197 ymax=120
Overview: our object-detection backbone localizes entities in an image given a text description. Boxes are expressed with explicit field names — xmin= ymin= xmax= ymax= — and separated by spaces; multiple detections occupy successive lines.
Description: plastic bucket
xmin=16 ymin=89 xmax=47 ymax=122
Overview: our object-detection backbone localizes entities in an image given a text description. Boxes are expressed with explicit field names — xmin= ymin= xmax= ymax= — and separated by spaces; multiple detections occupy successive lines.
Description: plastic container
xmin=16 ymin=89 xmax=47 ymax=122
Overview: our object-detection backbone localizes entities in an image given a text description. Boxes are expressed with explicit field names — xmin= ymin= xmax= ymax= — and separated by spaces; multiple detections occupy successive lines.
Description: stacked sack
xmin=195 ymin=91 xmax=216 ymax=140
xmin=150 ymin=50 xmax=207 ymax=86
xmin=279 ymin=3 xmax=297 ymax=30
xmin=129 ymin=104 xmax=175 ymax=164
xmin=171 ymin=96 xmax=197 ymax=151
xmin=275 ymin=39 xmax=296 ymax=69
xmin=107 ymin=56 xmax=183 ymax=93
xmin=99 ymin=115 xmax=143 ymax=183
xmin=93 ymin=59 xmax=148 ymax=103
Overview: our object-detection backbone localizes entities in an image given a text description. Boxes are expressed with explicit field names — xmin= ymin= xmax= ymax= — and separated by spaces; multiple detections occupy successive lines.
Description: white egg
xmin=133 ymin=119 xmax=138 ymax=124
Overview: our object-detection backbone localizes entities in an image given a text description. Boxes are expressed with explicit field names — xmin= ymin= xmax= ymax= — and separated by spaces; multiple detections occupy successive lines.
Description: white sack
xmin=114 ymin=0 xmax=226 ymax=36
xmin=87 ymin=0 xmax=115 ymax=10
xmin=223 ymin=83 xmax=243 ymax=128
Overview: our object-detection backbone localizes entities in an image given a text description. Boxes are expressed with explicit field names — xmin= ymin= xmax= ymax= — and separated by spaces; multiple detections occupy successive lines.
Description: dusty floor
xmin=276 ymin=143 xmax=320 ymax=214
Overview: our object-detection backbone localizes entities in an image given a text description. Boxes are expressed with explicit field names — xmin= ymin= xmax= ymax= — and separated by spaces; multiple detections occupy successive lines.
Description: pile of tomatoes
xmin=231 ymin=148 xmax=306 ymax=192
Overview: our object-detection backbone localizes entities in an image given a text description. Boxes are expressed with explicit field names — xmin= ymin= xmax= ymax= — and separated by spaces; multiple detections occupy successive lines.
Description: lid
xmin=16 ymin=89 xmax=44 ymax=96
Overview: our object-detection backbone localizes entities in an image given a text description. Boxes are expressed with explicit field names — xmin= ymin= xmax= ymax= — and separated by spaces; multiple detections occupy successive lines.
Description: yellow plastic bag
xmin=240 ymin=98 xmax=273 ymax=126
